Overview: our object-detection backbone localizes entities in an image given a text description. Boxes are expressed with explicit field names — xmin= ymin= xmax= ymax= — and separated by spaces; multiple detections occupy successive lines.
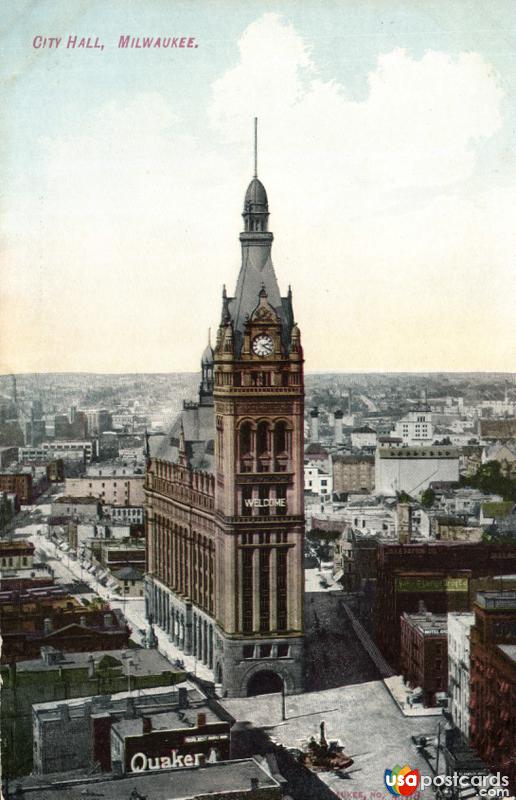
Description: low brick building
xmin=0 ymin=472 xmax=32 ymax=504
xmin=400 ymin=609 xmax=448 ymax=706
xmin=0 ymin=539 xmax=35 ymax=570
xmin=332 ymin=454 xmax=375 ymax=495
xmin=0 ymin=589 xmax=130 ymax=662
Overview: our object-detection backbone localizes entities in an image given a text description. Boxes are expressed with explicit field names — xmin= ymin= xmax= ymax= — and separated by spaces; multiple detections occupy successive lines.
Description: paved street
xmin=305 ymin=590 xmax=382 ymax=690
xmin=222 ymin=680 xmax=440 ymax=799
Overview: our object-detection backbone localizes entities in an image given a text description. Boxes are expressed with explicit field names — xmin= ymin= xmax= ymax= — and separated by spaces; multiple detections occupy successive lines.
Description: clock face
xmin=252 ymin=334 xmax=274 ymax=357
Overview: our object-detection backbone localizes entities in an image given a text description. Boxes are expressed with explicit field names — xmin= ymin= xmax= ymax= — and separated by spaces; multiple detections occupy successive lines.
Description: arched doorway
xmin=247 ymin=670 xmax=284 ymax=696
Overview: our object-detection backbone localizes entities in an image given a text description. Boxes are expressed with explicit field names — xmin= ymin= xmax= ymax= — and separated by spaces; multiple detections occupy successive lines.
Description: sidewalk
xmin=384 ymin=675 xmax=444 ymax=717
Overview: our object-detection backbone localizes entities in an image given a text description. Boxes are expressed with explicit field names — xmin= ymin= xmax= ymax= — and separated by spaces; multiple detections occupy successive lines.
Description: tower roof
xmin=244 ymin=177 xmax=268 ymax=210
xmin=201 ymin=344 xmax=214 ymax=365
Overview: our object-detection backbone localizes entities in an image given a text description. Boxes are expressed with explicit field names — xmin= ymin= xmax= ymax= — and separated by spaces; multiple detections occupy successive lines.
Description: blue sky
xmin=1 ymin=1 xmax=515 ymax=372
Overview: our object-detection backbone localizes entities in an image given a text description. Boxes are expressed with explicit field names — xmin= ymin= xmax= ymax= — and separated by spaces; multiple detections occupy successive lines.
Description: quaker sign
xmin=130 ymin=746 xmax=221 ymax=773
xmin=121 ymin=721 xmax=231 ymax=774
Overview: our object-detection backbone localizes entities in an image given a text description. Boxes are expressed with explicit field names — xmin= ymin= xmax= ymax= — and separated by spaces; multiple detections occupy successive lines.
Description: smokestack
xmin=251 ymin=778 xmax=259 ymax=791
xmin=142 ymin=716 xmax=152 ymax=734
xmin=178 ymin=686 xmax=188 ymax=709
xmin=197 ymin=711 xmax=207 ymax=728
xmin=310 ymin=408 xmax=319 ymax=444
xmin=397 ymin=503 xmax=412 ymax=544
xmin=334 ymin=409 xmax=343 ymax=444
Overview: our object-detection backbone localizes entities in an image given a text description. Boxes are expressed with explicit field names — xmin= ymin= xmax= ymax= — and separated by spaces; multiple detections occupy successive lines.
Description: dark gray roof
xmin=15 ymin=758 xmax=279 ymax=799
xmin=155 ymin=403 xmax=215 ymax=473
xmin=10 ymin=647 xmax=176 ymax=675
xmin=113 ymin=566 xmax=144 ymax=580
xmin=112 ymin=705 xmax=223 ymax=737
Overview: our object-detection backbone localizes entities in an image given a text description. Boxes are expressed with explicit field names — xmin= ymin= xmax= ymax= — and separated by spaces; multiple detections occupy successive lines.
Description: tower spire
xmin=254 ymin=117 xmax=258 ymax=178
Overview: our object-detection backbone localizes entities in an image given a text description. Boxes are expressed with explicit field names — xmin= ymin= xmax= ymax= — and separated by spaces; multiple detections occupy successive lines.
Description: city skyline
xmin=2 ymin=1 xmax=516 ymax=374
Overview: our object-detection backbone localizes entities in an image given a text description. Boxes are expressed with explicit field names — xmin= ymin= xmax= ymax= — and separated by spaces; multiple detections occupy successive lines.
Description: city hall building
xmin=144 ymin=150 xmax=305 ymax=697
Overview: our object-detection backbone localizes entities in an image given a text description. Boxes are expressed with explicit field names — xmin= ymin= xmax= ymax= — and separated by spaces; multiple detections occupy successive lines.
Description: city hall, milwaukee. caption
xmin=144 ymin=130 xmax=305 ymax=697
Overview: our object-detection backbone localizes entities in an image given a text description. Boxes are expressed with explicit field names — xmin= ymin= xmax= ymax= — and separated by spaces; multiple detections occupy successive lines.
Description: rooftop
xmin=111 ymin=705 xmax=223 ymax=737
xmin=475 ymin=591 xmax=516 ymax=611
xmin=33 ymin=681 xmax=204 ymax=723
xmin=403 ymin=611 xmax=448 ymax=636
xmin=14 ymin=757 xmax=279 ymax=800
xmin=3 ymin=647 xmax=178 ymax=676
xmin=54 ymin=496 xmax=99 ymax=505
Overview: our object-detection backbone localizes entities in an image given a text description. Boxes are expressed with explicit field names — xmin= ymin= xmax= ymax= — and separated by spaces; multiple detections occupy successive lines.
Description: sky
xmin=1 ymin=0 xmax=515 ymax=374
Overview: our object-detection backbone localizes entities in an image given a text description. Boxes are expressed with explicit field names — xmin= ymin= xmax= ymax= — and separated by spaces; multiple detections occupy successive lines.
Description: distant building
xmin=84 ymin=408 xmax=112 ymax=435
xmin=304 ymin=465 xmax=332 ymax=498
xmin=433 ymin=516 xmax=482 ymax=543
xmin=400 ymin=609 xmax=448 ymax=707
xmin=375 ymin=542 xmax=516 ymax=670
xmin=0 ymin=446 xmax=18 ymax=469
xmin=469 ymin=592 xmax=516 ymax=790
xmin=447 ymin=612 xmax=475 ymax=738
xmin=0 ymin=472 xmax=32 ymax=504
xmin=392 ymin=409 xmax=434 ymax=446
xmin=51 ymin=496 xmax=100 ymax=521
xmin=351 ymin=425 xmax=377 ymax=449
xmin=375 ymin=446 xmax=459 ymax=497
xmin=332 ymin=454 xmax=375 ymax=495
xmin=98 ymin=539 xmax=146 ymax=573
xmin=1 ymin=647 xmax=182 ymax=777
xmin=479 ymin=418 xmax=516 ymax=441
xmin=65 ymin=473 xmax=145 ymax=506
xmin=112 ymin=566 xmax=145 ymax=597
xmin=0 ymin=590 xmax=129 ymax=662
xmin=105 ymin=504 xmax=144 ymax=525
xmin=0 ymin=539 xmax=35 ymax=570
xmin=20 ymin=441 xmax=94 ymax=464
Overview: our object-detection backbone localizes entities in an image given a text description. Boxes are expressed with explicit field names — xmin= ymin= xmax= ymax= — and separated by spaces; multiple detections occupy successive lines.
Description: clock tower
xmin=144 ymin=125 xmax=304 ymax=698
xmin=212 ymin=162 xmax=305 ymax=696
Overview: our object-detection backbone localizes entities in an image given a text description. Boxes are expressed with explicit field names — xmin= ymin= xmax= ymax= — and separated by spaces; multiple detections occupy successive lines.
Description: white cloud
xmin=1 ymin=12 xmax=513 ymax=373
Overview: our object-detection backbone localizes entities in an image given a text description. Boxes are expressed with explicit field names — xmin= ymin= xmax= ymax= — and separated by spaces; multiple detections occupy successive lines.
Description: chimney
xmin=251 ymin=778 xmax=259 ymax=791
xmin=126 ymin=696 xmax=136 ymax=718
xmin=178 ymin=686 xmax=188 ymax=709
xmin=309 ymin=408 xmax=319 ymax=444
xmin=43 ymin=617 xmax=53 ymax=635
xmin=112 ymin=759 xmax=123 ymax=776
xmin=334 ymin=409 xmax=343 ymax=444
xmin=418 ymin=600 xmax=426 ymax=614
xmin=196 ymin=711 xmax=207 ymax=728
xmin=142 ymin=716 xmax=152 ymax=734
xmin=59 ymin=704 xmax=70 ymax=723
xmin=79 ymin=615 xmax=87 ymax=627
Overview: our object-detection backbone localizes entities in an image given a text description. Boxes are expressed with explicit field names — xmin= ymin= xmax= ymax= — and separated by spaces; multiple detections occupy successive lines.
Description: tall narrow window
xmin=259 ymin=548 xmax=270 ymax=632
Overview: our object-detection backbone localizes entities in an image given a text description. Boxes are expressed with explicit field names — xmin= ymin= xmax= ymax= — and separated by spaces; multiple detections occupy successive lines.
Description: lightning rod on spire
xmin=254 ymin=117 xmax=258 ymax=178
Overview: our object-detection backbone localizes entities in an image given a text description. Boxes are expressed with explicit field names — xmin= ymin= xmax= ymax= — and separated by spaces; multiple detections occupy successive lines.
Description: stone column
xmin=270 ymin=547 xmax=277 ymax=631
xmin=252 ymin=547 xmax=260 ymax=632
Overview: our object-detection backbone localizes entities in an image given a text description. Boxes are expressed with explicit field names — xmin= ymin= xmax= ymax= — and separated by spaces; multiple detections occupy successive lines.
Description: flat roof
xmin=112 ymin=706 xmax=224 ymax=738
xmin=15 ymin=757 xmax=279 ymax=799
xmin=33 ymin=682 xmax=204 ymax=723
xmin=5 ymin=647 xmax=178 ymax=676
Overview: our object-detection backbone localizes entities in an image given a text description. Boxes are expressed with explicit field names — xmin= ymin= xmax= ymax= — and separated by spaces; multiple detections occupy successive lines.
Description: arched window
xmin=274 ymin=421 xmax=287 ymax=455
xmin=239 ymin=422 xmax=252 ymax=456
xmin=257 ymin=421 xmax=269 ymax=456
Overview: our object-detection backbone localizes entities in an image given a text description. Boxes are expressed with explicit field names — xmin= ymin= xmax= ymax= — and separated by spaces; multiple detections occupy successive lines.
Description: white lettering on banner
xmin=130 ymin=748 xmax=217 ymax=773
xmin=244 ymin=498 xmax=286 ymax=508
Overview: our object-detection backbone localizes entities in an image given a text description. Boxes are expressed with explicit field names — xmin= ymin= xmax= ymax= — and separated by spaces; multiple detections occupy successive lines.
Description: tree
xmin=421 ymin=488 xmax=436 ymax=508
